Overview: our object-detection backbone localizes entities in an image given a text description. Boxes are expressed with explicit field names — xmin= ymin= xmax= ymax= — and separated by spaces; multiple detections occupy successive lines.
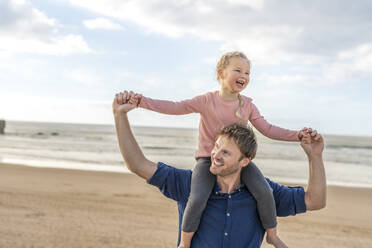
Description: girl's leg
xmin=179 ymin=157 xmax=215 ymax=248
xmin=241 ymin=161 xmax=288 ymax=248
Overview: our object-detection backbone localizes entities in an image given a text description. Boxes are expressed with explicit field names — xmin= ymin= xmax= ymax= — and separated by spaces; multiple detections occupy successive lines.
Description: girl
xmin=130 ymin=51 xmax=307 ymax=248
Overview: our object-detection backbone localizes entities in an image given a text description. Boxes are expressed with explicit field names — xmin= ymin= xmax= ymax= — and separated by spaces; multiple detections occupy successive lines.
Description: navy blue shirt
xmin=148 ymin=162 xmax=306 ymax=248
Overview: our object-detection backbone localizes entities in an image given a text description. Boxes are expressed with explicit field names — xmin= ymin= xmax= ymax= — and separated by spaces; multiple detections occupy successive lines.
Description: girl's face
xmin=219 ymin=57 xmax=250 ymax=94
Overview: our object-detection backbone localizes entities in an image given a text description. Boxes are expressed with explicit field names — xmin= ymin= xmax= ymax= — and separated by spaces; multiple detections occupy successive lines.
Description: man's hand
xmin=300 ymin=128 xmax=324 ymax=158
xmin=112 ymin=90 xmax=137 ymax=115
xmin=112 ymin=90 xmax=157 ymax=180
xmin=302 ymin=128 xmax=326 ymax=211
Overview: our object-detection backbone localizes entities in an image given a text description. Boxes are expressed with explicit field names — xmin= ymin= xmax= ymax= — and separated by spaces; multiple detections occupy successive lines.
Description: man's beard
xmin=210 ymin=161 xmax=241 ymax=177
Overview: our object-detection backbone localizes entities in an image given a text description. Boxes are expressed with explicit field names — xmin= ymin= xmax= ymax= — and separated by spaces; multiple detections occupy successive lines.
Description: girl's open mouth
xmin=236 ymin=80 xmax=244 ymax=86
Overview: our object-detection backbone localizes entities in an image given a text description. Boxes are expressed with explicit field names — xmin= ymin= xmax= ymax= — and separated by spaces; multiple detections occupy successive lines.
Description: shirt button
xmin=215 ymin=191 xmax=218 ymax=195
xmin=224 ymin=232 xmax=228 ymax=236
xmin=227 ymin=213 xmax=230 ymax=216
xmin=228 ymin=195 xmax=231 ymax=198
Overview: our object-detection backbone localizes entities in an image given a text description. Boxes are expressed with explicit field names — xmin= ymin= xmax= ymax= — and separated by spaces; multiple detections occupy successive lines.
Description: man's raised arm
xmin=113 ymin=91 xmax=157 ymax=180
xmin=302 ymin=130 xmax=327 ymax=210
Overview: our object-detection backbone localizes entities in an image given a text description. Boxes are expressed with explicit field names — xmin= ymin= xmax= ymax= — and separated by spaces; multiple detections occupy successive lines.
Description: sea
xmin=1 ymin=121 xmax=372 ymax=188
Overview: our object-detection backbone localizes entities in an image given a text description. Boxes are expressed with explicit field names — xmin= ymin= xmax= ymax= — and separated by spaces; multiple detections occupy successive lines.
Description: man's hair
xmin=218 ymin=123 xmax=257 ymax=160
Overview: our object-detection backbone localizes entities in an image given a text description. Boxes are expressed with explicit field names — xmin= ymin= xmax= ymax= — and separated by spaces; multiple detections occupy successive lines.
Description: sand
xmin=0 ymin=163 xmax=371 ymax=248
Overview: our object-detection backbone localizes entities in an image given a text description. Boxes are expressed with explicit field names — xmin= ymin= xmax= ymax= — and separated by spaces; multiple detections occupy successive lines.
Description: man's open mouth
xmin=213 ymin=160 xmax=224 ymax=168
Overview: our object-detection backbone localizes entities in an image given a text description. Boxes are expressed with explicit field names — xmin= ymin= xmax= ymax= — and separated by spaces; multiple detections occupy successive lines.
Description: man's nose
xmin=213 ymin=149 xmax=222 ymax=159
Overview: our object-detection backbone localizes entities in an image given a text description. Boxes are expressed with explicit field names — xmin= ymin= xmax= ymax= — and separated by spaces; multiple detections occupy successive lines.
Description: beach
xmin=1 ymin=162 xmax=371 ymax=248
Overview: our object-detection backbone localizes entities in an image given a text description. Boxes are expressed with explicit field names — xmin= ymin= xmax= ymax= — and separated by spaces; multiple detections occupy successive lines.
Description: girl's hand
xmin=129 ymin=93 xmax=143 ymax=107
xmin=298 ymin=127 xmax=311 ymax=144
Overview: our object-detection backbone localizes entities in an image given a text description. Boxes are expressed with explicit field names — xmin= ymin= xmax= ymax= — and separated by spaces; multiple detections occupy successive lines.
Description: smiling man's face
xmin=210 ymin=135 xmax=250 ymax=177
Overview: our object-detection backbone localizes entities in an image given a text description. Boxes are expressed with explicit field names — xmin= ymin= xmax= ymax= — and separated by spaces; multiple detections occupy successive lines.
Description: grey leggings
xmin=181 ymin=157 xmax=277 ymax=232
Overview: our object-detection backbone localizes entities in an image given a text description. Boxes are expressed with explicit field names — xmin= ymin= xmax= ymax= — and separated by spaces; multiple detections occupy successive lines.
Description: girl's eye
xmin=235 ymin=69 xmax=240 ymax=73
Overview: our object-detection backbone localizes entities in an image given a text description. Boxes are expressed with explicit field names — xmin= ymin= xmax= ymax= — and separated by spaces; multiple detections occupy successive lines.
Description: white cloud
xmin=64 ymin=68 xmax=103 ymax=86
xmin=227 ymin=0 xmax=263 ymax=10
xmin=0 ymin=34 xmax=92 ymax=55
xmin=202 ymin=56 xmax=218 ymax=65
xmin=0 ymin=51 xmax=13 ymax=60
xmin=320 ymin=43 xmax=372 ymax=84
xmin=337 ymin=43 xmax=372 ymax=75
xmin=83 ymin=18 xmax=124 ymax=30
xmin=67 ymin=0 xmax=372 ymax=78
xmin=256 ymin=74 xmax=315 ymax=86
xmin=0 ymin=0 xmax=92 ymax=55
xmin=117 ymin=71 xmax=164 ymax=91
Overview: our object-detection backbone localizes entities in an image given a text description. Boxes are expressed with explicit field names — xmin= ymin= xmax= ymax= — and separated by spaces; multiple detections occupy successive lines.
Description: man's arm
xmin=302 ymin=130 xmax=327 ymax=210
xmin=113 ymin=91 xmax=157 ymax=180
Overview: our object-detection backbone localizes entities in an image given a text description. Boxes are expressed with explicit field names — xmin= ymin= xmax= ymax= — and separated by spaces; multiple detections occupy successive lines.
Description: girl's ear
xmin=217 ymin=68 xmax=224 ymax=80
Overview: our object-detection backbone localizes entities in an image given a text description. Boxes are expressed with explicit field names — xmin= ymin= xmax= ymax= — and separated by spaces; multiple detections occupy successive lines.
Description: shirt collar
xmin=213 ymin=182 xmax=245 ymax=195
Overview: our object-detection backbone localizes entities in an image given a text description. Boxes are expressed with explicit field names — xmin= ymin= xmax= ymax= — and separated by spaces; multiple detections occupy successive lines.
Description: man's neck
xmin=216 ymin=172 xmax=242 ymax=194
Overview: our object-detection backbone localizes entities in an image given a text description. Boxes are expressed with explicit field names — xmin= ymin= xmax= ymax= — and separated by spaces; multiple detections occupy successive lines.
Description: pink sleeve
xmin=249 ymin=103 xmax=300 ymax=141
xmin=138 ymin=94 xmax=205 ymax=115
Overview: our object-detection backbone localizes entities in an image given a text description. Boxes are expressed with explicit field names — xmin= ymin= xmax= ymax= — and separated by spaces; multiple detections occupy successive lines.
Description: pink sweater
xmin=139 ymin=91 xmax=299 ymax=158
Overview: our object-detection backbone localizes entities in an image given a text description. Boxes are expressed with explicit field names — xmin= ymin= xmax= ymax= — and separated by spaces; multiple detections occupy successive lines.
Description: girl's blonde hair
xmin=216 ymin=51 xmax=251 ymax=121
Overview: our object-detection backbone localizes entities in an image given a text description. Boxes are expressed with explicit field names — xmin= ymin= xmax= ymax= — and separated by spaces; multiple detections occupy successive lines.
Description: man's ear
xmin=240 ymin=157 xmax=251 ymax=168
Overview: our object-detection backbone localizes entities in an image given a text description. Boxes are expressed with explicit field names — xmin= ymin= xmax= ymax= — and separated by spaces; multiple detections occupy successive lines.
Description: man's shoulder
xmin=265 ymin=177 xmax=304 ymax=192
xmin=147 ymin=162 xmax=192 ymax=202
xmin=264 ymin=177 xmax=307 ymax=216
xmin=265 ymin=177 xmax=278 ymax=189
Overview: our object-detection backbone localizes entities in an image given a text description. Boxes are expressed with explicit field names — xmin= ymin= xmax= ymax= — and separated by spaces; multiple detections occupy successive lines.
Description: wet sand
xmin=0 ymin=163 xmax=371 ymax=248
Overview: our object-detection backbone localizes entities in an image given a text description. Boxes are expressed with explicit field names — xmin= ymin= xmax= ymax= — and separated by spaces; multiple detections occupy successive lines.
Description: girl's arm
xmin=137 ymin=94 xmax=205 ymax=115
xmin=249 ymin=103 xmax=301 ymax=141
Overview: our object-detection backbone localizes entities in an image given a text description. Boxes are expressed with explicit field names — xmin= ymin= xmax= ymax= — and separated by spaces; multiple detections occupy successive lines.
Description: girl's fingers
xmin=134 ymin=93 xmax=142 ymax=99
xmin=128 ymin=98 xmax=138 ymax=105
xmin=311 ymin=130 xmax=318 ymax=136
xmin=302 ymin=127 xmax=309 ymax=132
xmin=313 ymin=133 xmax=322 ymax=141
xmin=115 ymin=90 xmax=139 ymax=105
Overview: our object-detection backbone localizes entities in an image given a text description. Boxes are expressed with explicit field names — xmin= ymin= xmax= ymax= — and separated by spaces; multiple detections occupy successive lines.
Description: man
xmin=113 ymin=91 xmax=326 ymax=248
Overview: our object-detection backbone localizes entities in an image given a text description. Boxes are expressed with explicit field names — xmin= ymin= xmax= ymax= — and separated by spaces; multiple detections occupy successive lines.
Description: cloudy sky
xmin=1 ymin=0 xmax=372 ymax=136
